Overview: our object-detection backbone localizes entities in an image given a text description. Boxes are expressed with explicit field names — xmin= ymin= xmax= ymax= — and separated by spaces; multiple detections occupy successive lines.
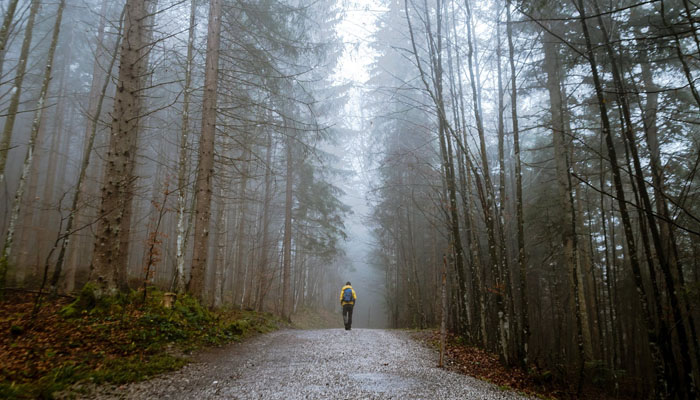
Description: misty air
xmin=0 ymin=0 xmax=698 ymax=398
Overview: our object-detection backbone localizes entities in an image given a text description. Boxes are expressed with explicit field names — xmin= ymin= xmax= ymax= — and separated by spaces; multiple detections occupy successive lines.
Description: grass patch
xmin=1 ymin=289 xmax=282 ymax=399
xmin=91 ymin=353 xmax=187 ymax=384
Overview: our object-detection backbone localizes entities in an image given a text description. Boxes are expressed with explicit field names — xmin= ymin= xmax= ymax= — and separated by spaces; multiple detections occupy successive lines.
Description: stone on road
xmin=108 ymin=329 xmax=529 ymax=399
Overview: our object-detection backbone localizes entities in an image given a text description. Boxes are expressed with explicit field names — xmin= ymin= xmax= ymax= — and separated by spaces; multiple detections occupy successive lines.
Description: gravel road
xmin=97 ymin=329 xmax=530 ymax=399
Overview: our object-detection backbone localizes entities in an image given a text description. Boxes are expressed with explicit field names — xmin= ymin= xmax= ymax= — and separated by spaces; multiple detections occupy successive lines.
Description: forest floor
xmin=0 ymin=288 xmax=282 ymax=399
xmin=418 ymin=331 xmax=637 ymax=400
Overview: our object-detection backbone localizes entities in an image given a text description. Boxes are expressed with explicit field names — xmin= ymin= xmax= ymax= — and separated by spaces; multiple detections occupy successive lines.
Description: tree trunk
xmin=256 ymin=130 xmax=273 ymax=311
xmin=282 ymin=132 xmax=293 ymax=320
xmin=506 ymin=0 xmax=529 ymax=366
xmin=90 ymin=0 xmax=148 ymax=296
xmin=541 ymin=27 xmax=588 ymax=387
xmin=0 ymin=0 xmax=41 ymax=182
xmin=213 ymin=186 xmax=226 ymax=308
xmin=495 ymin=4 xmax=515 ymax=362
xmin=0 ymin=0 xmax=20 ymax=78
xmin=175 ymin=0 xmax=196 ymax=294
xmin=188 ymin=0 xmax=223 ymax=300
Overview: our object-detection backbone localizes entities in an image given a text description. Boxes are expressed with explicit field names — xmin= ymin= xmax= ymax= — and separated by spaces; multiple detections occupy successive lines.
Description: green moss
xmin=59 ymin=283 xmax=108 ymax=318
xmin=0 ymin=363 xmax=88 ymax=399
xmin=92 ymin=354 xmax=187 ymax=384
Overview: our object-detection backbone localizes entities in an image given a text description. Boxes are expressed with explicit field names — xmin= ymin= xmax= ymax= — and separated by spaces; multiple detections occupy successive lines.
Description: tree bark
xmin=188 ymin=0 xmax=223 ymax=300
xmin=235 ymin=147 xmax=250 ymax=306
xmin=90 ymin=0 xmax=148 ymax=295
xmin=175 ymin=0 xmax=197 ymax=294
xmin=0 ymin=0 xmax=20 ymax=78
xmin=506 ymin=0 xmax=529 ymax=366
xmin=282 ymin=132 xmax=294 ymax=320
xmin=255 ymin=130 xmax=273 ymax=311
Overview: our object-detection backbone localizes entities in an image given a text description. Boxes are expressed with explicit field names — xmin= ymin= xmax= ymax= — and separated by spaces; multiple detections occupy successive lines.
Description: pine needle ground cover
xmin=0 ymin=288 xmax=281 ymax=399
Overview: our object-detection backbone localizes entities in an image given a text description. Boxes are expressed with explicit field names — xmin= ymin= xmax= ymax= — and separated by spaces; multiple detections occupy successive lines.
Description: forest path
xmin=96 ymin=329 xmax=529 ymax=399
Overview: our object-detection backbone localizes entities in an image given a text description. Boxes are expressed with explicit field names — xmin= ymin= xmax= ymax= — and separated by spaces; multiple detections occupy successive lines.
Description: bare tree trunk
xmin=1 ymin=0 xmax=65 ymax=296
xmin=255 ymin=130 xmax=273 ymax=311
xmin=282 ymin=132 xmax=293 ymax=320
xmin=495 ymin=4 xmax=516 ymax=362
xmin=440 ymin=255 xmax=447 ymax=367
xmin=0 ymin=0 xmax=20 ymax=78
xmin=598 ymin=144 xmax=619 ymax=370
xmin=213 ymin=186 xmax=226 ymax=308
xmin=233 ymin=146 xmax=250 ymax=306
xmin=506 ymin=0 xmax=529 ymax=366
xmin=189 ymin=0 xmax=222 ymax=300
xmin=175 ymin=0 xmax=196 ymax=294
xmin=90 ymin=0 xmax=148 ymax=295
xmin=0 ymin=0 xmax=41 ymax=182
xmin=467 ymin=165 xmax=488 ymax=347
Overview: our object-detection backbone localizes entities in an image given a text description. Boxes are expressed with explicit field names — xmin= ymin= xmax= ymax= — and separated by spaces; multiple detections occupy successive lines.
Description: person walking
xmin=340 ymin=282 xmax=356 ymax=330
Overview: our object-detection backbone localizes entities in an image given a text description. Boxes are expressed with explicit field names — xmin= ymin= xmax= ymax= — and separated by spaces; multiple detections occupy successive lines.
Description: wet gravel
xmin=94 ymin=329 xmax=530 ymax=399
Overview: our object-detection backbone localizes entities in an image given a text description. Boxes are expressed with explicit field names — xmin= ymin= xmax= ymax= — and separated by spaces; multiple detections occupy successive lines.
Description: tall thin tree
xmin=189 ymin=0 xmax=223 ymax=300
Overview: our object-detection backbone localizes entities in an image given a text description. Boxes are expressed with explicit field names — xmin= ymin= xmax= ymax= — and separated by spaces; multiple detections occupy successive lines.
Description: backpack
xmin=342 ymin=288 xmax=353 ymax=303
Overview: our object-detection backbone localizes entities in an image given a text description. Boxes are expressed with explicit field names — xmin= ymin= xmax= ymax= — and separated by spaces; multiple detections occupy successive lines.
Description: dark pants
xmin=343 ymin=304 xmax=354 ymax=330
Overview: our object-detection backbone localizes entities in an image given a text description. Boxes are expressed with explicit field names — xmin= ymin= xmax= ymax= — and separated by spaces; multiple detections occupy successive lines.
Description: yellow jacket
xmin=340 ymin=285 xmax=357 ymax=306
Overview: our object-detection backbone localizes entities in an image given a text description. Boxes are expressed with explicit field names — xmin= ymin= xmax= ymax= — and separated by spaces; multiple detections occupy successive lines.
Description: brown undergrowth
xmin=415 ymin=331 xmax=637 ymax=400
xmin=0 ymin=288 xmax=281 ymax=399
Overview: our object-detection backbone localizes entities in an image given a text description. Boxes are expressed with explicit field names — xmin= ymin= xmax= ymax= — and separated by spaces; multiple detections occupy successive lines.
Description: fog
xmin=1 ymin=0 xmax=699 ymax=395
